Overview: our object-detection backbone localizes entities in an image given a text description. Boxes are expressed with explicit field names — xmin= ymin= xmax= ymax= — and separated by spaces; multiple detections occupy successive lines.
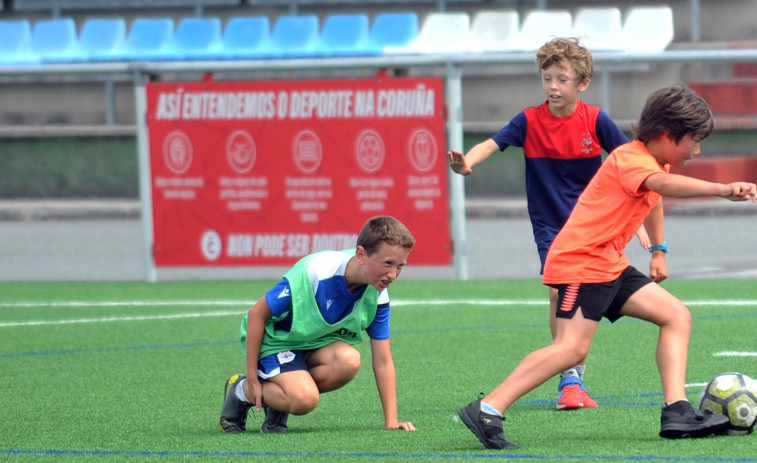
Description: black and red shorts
xmin=550 ymin=266 xmax=653 ymax=323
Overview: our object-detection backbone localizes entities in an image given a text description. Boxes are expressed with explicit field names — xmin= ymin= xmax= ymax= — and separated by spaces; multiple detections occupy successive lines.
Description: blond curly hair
xmin=536 ymin=37 xmax=593 ymax=82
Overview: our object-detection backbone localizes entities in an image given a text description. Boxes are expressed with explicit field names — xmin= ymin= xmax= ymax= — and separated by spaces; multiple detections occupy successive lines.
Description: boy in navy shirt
xmin=448 ymin=37 xmax=657 ymax=409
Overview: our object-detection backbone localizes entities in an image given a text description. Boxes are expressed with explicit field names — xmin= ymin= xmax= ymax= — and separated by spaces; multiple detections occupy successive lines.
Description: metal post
xmin=445 ymin=63 xmax=468 ymax=280
xmin=105 ymin=78 xmax=115 ymax=125
xmin=134 ymin=71 xmax=157 ymax=282
xmin=690 ymin=0 xmax=701 ymax=42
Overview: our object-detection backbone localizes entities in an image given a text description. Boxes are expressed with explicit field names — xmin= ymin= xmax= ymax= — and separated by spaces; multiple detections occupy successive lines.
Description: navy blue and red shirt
xmin=491 ymin=100 xmax=628 ymax=268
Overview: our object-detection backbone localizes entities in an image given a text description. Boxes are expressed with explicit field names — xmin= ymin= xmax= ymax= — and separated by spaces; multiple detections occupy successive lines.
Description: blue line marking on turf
xmin=0 ymin=339 xmax=238 ymax=359
xmin=394 ymin=323 xmax=544 ymax=334
xmin=3 ymin=448 xmax=757 ymax=461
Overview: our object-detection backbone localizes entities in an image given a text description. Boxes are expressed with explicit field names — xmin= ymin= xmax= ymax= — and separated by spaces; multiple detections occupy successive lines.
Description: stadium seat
xmin=470 ymin=10 xmax=520 ymax=52
xmin=168 ymin=17 xmax=223 ymax=60
xmin=368 ymin=12 xmax=419 ymax=54
xmin=122 ymin=17 xmax=175 ymax=60
xmin=620 ymin=5 xmax=674 ymax=53
xmin=385 ymin=12 xmax=475 ymax=55
xmin=316 ymin=14 xmax=373 ymax=57
xmin=79 ymin=18 xmax=127 ymax=61
xmin=268 ymin=15 xmax=320 ymax=58
xmin=220 ymin=16 xmax=274 ymax=59
xmin=13 ymin=0 xmax=241 ymax=11
xmin=507 ymin=10 xmax=573 ymax=51
xmin=0 ymin=19 xmax=40 ymax=65
xmin=30 ymin=17 xmax=87 ymax=62
xmin=573 ymin=7 xmax=623 ymax=52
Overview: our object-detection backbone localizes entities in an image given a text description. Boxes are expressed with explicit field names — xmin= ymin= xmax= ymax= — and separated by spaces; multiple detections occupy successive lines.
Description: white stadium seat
xmin=619 ymin=5 xmax=674 ymax=53
xmin=470 ymin=10 xmax=520 ymax=53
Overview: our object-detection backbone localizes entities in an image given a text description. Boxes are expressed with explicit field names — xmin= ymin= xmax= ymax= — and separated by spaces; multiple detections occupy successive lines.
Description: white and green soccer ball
xmin=699 ymin=372 xmax=757 ymax=436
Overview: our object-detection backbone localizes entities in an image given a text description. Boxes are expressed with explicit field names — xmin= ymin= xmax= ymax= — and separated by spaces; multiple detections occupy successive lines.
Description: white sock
xmin=479 ymin=401 xmax=502 ymax=417
xmin=575 ymin=364 xmax=586 ymax=381
xmin=235 ymin=379 xmax=250 ymax=403
xmin=560 ymin=367 xmax=580 ymax=382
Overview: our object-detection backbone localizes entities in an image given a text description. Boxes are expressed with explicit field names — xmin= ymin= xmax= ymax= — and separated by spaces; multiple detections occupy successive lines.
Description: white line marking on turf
xmin=0 ymin=310 xmax=246 ymax=328
xmin=1 ymin=298 xmax=755 ymax=329
xmin=0 ymin=300 xmax=252 ymax=309
xmin=686 ymin=382 xmax=708 ymax=388
xmin=714 ymin=351 xmax=757 ymax=357
xmin=684 ymin=300 xmax=757 ymax=306
xmin=0 ymin=299 xmax=547 ymax=309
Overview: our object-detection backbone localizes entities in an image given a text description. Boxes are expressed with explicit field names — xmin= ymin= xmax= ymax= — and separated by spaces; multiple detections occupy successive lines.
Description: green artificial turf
xmin=1 ymin=279 xmax=755 ymax=462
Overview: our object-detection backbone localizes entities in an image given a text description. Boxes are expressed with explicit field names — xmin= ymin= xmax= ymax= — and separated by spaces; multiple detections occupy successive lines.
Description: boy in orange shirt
xmin=449 ymin=38 xmax=652 ymax=410
xmin=457 ymin=83 xmax=757 ymax=449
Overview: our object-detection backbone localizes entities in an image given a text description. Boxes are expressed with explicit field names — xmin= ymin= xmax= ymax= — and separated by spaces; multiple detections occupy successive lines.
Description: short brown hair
xmin=634 ymin=83 xmax=714 ymax=143
xmin=357 ymin=216 xmax=415 ymax=255
xmin=536 ymin=37 xmax=593 ymax=82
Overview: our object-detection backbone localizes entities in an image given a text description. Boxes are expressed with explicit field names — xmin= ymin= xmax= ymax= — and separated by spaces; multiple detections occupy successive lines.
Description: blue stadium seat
xmin=368 ymin=12 xmax=419 ymax=54
xmin=269 ymin=15 xmax=319 ymax=58
xmin=220 ymin=16 xmax=274 ymax=59
xmin=30 ymin=17 xmax=87 ymax=63
xmin=0 ymin=19 xmax=40 ymax=65
xmin=168 ymin=17 xmax=223 ymax=60
xmin=79 ymin=18 xmax=128 ymax=61
xmin=316 ymin=14 xmax=373 ymax=57
xmin=122 ymin=17 xmax=175 ymax=60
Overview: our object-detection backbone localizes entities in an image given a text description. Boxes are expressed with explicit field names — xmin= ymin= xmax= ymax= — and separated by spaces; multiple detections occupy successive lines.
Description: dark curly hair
xmin=634 ymin=83 xmax=714 ymax=143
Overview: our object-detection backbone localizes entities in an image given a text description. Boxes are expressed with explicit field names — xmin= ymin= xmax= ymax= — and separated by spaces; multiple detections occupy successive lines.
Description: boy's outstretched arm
xmin=370 ymin=338 xmax=416 ymax=431
xmin=447 ymin=138 xmax=499 ymax=176
xmin=645 ymin=173 xmax=757 ymax=202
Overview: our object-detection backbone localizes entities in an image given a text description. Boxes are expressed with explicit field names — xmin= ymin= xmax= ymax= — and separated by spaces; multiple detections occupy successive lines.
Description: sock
xmin=479 ymin=401 xmax=502 ymax=417
xmin=235 ymin=379 xmax=250 ymax=403
xmin=558 ymin=368 xmax=582 ymax=392
xmin=560 ymin=367 xmax=580 ymax=382
xmin=575 ymin=364 xmax=586 ymax=381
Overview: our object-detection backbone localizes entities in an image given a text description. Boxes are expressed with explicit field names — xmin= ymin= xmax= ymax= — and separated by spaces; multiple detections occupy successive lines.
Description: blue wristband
xmin=649 ymin=241 xmax=668 ymax=254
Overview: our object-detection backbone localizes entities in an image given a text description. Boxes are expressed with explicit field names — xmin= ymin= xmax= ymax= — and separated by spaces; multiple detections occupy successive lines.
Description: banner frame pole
xmin=445 ymin=63 xmax=468 ymax=280
xmin=134 ymin=71 xmax=157 ymax=282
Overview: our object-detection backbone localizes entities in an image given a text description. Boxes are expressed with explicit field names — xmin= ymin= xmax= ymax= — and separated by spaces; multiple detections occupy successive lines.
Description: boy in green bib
xmin=219 ymin=216 xmax=417 ymax=433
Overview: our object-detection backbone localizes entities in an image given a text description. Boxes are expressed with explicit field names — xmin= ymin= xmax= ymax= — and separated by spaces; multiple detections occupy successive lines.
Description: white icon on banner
xmin=163 ymin=130 xmax=193 ymax=174
xmin=408 ymin=128 xmax=437 ymax=173
xmin=200 ymin=230 xmax=222 ymax=261
xmin=226 ymin=130 xmax=257 ymax=174
xmin=355 ymin=129 xmax=385 ymax=173
xmin=292 ymin=129 xmax=323 ymax=173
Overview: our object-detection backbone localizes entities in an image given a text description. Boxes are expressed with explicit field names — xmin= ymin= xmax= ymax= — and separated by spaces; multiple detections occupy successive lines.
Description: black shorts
xmin=550 ymin=266 xmax=653 ymax=323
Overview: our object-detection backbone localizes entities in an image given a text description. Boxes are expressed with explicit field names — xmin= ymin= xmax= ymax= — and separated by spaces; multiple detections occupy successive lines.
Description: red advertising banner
xmin=146 ymin=77 xmax=450 ymax=267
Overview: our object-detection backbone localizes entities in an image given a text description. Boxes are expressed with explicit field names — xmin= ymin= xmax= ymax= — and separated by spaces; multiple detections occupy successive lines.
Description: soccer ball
xmin=699 ymin=372 xmax=757 ymax=436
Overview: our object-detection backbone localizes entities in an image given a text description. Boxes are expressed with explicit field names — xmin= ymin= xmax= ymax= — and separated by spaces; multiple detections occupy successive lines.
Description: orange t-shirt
xmin=542 ymin=140 xmax=668 ymax=284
